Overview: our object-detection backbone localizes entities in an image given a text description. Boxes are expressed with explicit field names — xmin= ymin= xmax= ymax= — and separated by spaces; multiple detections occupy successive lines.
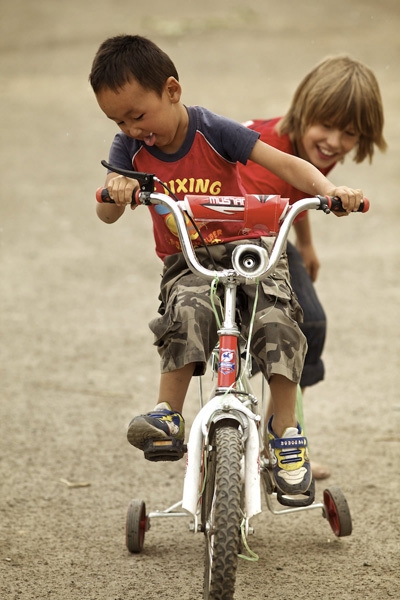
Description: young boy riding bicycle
xmin=89 ymin=34 xmax=364 ymax=496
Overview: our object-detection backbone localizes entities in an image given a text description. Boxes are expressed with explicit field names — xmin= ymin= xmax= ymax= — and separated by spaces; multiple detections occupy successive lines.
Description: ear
xmin=164 ymin=76 xmax=182 ymax=103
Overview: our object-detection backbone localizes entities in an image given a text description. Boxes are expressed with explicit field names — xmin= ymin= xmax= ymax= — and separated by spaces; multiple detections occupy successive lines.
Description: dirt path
xmin=1 ymin=1 xmax=399 ymax=598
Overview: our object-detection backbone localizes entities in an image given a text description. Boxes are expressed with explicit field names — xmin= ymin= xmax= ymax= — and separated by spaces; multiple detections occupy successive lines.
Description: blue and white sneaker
xmin=266 ymin=416 xmax=311 ymax=495
xmin=127 ymin=402 xmax=185 ymax=461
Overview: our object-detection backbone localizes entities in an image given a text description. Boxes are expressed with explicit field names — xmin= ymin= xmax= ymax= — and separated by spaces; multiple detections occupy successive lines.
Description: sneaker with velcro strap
xmin=266 ymin=416 xmax=311 ymax=495
xmin=127 ymin=402 xmax=186 ymax=461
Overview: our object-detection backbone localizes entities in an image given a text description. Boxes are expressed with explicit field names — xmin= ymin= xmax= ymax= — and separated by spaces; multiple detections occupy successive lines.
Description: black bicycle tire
xmin=202 ymin=423 xmax=243 ymax=600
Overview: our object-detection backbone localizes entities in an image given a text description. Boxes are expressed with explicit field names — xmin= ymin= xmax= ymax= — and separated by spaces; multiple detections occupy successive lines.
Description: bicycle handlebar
xmin=96 ymin=184 xmax=369 ymax=215
xmin=95 ymin=163 xmax=369 ymax=283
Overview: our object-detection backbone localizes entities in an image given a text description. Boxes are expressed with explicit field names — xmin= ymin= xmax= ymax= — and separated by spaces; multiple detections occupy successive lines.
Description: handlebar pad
xmin=327 ymin=196 xmax=369 ymax=213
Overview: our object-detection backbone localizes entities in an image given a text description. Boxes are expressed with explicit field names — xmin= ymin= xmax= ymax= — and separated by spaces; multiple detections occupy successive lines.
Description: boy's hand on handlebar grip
xmin=328 ymin=187 xmax=364 ymax=216
xmin=100 ymin=175 xmax=139 ymax=209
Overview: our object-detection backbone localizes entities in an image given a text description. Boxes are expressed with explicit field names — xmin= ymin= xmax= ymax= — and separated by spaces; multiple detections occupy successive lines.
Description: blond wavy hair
xmin=278 ymin=55 xmax=387 ymax=163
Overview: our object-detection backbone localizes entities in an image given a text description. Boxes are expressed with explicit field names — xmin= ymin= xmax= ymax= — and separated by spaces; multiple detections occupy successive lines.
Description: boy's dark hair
xmin=89 ymin=34 xmax=179 ymax=96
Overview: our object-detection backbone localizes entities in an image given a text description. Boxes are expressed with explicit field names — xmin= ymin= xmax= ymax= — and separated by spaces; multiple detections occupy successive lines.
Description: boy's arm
xmin=293 ymin=214 xmax=320 ymax=282
xmin=96 ymin=173 xmax=139 ymax=224
xmin=249 ymin=140 xmax=363 ymax=210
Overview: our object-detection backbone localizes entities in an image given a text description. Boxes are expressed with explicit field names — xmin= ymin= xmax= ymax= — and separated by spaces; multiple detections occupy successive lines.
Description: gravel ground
xmin=1 ymin=1 xmax=399 ymax=598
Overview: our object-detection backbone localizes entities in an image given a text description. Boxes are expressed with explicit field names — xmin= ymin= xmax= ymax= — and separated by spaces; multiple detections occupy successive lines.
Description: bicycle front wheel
xmin=202 ymin=423 xmax=243 ymax=600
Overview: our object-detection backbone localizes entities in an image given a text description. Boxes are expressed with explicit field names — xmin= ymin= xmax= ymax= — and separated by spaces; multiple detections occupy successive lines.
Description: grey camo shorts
xmin=149 ymin=238 xmax=307 ymax=383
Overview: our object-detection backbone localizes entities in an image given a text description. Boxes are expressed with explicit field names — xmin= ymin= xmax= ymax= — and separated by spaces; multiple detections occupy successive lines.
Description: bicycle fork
xmin=181 ymin=394 xmax=262 ymax=527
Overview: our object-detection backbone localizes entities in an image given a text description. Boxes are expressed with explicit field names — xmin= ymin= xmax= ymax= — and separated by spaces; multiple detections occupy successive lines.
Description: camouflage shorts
xmin=149 ymin=238 xmax=307 ymax=383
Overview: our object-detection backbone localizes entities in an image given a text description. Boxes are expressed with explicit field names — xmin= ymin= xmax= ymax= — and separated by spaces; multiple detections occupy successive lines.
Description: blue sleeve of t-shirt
xmin=107 ymin=134 xmax=139 ymax=171
xmin=193 ymin=106 xmax=260 ymax=165
xmin=106 ymin=106 xmax=259 ymax=170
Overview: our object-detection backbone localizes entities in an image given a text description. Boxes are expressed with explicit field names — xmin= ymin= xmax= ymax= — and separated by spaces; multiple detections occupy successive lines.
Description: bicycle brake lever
xmin=101 ymin=160 xmax=156 ymax=193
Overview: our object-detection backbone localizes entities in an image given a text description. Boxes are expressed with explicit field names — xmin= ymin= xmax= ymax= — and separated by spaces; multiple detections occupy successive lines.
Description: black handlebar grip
xmin=95 ymin=187 xmax=140 ymax=205
xmin=328 ymin=196 xmax=370 ymax=213
xmin=96 ymin=187 xmax=114 ymax=203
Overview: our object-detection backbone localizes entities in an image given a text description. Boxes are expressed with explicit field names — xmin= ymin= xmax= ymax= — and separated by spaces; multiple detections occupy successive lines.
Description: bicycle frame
xmin=101 ymin=187 xmax=359 ymax=600
xmin=98 ymin=164 xmax=359 ymax=597
xmin=135 ymin=191 xmax=326 ymax=526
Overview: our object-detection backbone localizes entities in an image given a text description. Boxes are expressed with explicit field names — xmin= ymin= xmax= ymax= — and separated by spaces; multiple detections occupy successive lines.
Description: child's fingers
xmin=332 ymin=187 xmax=364 ymax=212
xmin=107 ymin=175 xmax=138 ymax=206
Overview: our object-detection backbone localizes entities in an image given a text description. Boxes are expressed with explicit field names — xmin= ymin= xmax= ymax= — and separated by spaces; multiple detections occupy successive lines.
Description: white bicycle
xmin=98 ymin=163 xmax=368 ymax=600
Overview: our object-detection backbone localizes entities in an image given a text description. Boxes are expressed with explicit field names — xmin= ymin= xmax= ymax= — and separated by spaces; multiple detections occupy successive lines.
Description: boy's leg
xmin=126 ymin=363 xmax=194 ymax=458
xmin=127 ymin=256 xmax=219 ymax=460
xmin=286 ymin=242 xmax=330 ymax=479
xmin=248 ymin=315 xmax=311 ymax=494
xmin=267 ymin=375 xmax=311 ymax=495
xmin=268 ymin=374 xmax=297 ymax=436
xmin=157 ymin=363 xmax=195 ymax=414
xmin=239 ymin=244 xmax=311 ymax=494
xmin=264 ymin=388 xmax=331 ymax=480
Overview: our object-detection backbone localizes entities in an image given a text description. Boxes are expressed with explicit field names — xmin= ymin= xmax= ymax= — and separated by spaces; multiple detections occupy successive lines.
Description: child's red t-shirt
xmin=108 ymin=106 xmax=264 ymax=260
xmin=238 ymin=118 xmax=334 ymax=203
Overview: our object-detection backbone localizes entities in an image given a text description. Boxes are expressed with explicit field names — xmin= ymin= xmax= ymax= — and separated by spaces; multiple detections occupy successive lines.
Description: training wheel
xmin=126 ymin=499 xmax=149 ymax=553
xmin=323 ymin=486 xmax=352 ymax=537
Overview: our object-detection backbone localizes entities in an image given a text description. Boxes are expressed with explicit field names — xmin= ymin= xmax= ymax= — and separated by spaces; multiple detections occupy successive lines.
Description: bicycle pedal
xmin=143 ymin=438 xmax=187 ymax=462
xmin=276 ymin=478 xmax=315 ymax=507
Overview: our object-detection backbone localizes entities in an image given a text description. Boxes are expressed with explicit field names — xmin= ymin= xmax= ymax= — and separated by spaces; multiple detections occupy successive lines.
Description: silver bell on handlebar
xmin=231 ymin=244 xmax=269 ymax=279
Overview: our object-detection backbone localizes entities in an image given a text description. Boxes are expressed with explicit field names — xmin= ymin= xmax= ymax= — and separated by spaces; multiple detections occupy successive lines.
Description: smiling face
xmin=96 ymin=76 xmax=188 ymax=154
xmin=296 ymin=123 xmax=359 ymax=169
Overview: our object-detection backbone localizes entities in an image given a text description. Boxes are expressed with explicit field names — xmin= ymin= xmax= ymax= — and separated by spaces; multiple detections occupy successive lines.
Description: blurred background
xmin=1 ymin=1 xmax=399 ymax=599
